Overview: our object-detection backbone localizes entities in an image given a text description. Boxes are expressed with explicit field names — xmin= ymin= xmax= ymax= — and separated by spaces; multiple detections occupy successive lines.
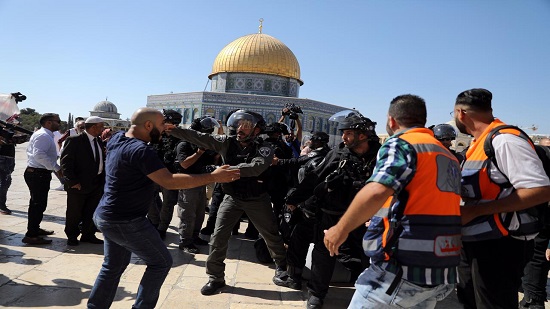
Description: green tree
xmin=18 ymin=108 xmax=41 ymax=132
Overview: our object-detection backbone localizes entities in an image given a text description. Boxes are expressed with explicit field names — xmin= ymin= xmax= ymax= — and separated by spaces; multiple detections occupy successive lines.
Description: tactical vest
xmin=316 ymin=147 xmax=376 ymax=215
xmin=154 ymin=134 xmax=181 ymax=174
xmin=297 ymin=146 xmax=330 ymax=184
xmin=461 ymin=120 xmax=541 ymax=241
xmin=221 ymin=139 xmax=269 ymax=200
xmin=363 ymin=129 xmax=462 ymax=274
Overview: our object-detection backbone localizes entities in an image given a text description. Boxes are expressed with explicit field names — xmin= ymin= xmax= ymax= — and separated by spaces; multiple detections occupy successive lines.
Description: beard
xmin=455 ymin=117 xmax=468 ymax=135
xmin=149 ymin=126 xmax=162 ymax=144
xmin=386 ymin=122 xmax=394 ymax=136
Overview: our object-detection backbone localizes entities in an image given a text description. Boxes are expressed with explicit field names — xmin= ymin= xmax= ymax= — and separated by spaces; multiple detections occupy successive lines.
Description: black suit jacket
xmin=60 ymin=133 xmax=105 ymax=194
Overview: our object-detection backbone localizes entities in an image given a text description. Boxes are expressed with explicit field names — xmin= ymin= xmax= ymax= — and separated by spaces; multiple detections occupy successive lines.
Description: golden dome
xmin=209 ymin=33 xmax=303 ymax=85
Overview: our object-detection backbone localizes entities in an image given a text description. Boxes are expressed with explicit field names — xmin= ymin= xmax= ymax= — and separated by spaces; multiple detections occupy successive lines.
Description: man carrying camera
xmin=0 ymin=137 xmax=16 ymax=215
xmin=0 ymin=92 xmax=29 ymax=215
xmin=279 ymin=104 xmax=303 ymax=158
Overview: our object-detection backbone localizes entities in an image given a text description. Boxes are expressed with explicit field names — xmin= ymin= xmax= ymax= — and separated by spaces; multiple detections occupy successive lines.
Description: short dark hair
xmin=388 ymin=94 xmax=427 ymax=128
xmin=75 ymin=117 xmax=85 ymax=122
xmin=39 ymin=113 xmax=60 ymax=126
xmin=455 ymin=88 xmax=492 ymax=112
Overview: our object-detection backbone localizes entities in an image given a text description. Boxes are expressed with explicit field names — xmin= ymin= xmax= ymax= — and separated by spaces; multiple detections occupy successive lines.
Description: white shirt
xmin=27 ymin=127 xmax=60 ymax=172
xmin=85 ymin=131 xmax=103 ymax=175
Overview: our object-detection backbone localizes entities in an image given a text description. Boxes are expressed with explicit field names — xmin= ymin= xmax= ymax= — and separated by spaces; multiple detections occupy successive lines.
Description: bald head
xmin=131 ymin=108 xmax=163 ymax=126
xmin=539 ymin=138 xmax=550 ymax=147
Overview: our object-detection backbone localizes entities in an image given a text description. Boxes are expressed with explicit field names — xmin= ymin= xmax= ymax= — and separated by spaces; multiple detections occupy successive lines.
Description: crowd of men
xmin=1 ymin=87 xmax=550 ymax=309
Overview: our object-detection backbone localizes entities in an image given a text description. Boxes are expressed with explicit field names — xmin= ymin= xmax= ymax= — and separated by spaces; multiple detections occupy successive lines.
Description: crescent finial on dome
xmin=259 ymin=18 xmax=264 ymax=34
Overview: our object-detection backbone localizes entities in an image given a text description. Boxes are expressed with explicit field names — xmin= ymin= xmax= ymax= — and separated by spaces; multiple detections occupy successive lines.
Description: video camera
xmin=282 ymin=103 xmax=303 ymax=120
xmin=0 ymin=119 xmax=33 ymax=144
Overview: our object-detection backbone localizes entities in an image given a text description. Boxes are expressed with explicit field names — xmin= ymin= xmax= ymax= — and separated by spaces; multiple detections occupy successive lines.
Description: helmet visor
xmin=227 ymin=112 xmax=257 ymax=131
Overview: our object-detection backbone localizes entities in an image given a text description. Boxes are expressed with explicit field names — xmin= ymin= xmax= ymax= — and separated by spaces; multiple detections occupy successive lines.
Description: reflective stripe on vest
xmin=363 ymin=128 xmax=462 ymax=269
xmin=460 ymin=120 xmax=539 ymax=241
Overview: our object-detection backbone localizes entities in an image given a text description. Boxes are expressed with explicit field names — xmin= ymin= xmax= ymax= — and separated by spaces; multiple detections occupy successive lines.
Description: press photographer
xmin=279 ymin=103 xmax=303 ymax=158
xmin=0 ymin=92 xmax=29 ymax=215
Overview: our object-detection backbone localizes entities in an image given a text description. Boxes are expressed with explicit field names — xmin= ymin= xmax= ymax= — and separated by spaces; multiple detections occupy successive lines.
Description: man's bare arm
xmin=461 ymin=186 xmax=550 ymax=224
xmin=324 ymin=182 xmax=394 ymax=256
xmin=148 ymin=165 xmax=240 ymax=190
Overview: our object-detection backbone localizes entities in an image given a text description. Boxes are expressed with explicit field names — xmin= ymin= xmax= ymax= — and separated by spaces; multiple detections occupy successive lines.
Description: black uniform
xmin=286 ymin=141 xmax=379 ymax=299
xmin=278 ymin=144 xmax=331 ymax=267
xmin=264 ymin=136 xmax=293 ymax=226
xmin=170 ymin=128 xmax=287 ymax=283
xmin=148 ymin=133 xmax=181 ymax=233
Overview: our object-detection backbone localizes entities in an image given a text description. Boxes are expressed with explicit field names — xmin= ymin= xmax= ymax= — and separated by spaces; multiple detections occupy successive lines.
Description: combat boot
xmin=273 ymin=266 xmax=302 ymax=290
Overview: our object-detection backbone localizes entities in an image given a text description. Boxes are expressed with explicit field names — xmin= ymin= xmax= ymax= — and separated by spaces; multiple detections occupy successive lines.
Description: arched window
xmin=205 ymin=108 xmax=215 ymax=117
xmin=183 ymin=109 xmax=190 ymax=124
xmin=192 ymin=108 xmax=199 ymax=121
xmin=265 ymin=113 xmax=276 ymax=124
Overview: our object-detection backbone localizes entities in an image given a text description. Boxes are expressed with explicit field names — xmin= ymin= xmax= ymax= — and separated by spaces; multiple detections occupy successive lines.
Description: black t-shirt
xmin=175 ymin=140 xmax=217 ymax=174
xmin=95 ymin=132 xmax=165 ymax=220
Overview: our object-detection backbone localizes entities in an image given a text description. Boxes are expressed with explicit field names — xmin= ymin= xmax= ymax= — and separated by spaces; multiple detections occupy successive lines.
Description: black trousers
xmin=307 ymin=213 xmax=369 ymax=299
xmin=64 ymin=182 xmax=103 ymax=239
xmin=286 ymin=215 xmax=315 ymax=269
xmin=204 ymin=183 xmax=225 ymax=230
xmin=522 ymin=226 xmax=550 ymax=302
xmin=458 ymin=237 xmax=533 ymax=309
xmin=24 ymin=169 xmax=52 ymax=237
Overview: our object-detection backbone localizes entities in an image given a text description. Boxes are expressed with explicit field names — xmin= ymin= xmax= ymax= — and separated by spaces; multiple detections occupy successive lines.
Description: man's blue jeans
xmin=348 ymin=264 xmax=454 ymax=309
xmin=88 ymin=214 xmax=173 ymax=309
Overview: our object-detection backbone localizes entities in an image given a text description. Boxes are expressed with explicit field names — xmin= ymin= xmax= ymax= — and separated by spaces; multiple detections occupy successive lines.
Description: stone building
xmin=88 ymin=99 xmax=130 ymax=131
xmin=146 ymin=25 xmax=348 ymax=145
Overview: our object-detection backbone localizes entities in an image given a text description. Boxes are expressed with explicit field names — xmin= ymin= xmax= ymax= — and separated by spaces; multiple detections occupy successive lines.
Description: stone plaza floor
xmin=0 ymin=142 xmax=468 ymax=308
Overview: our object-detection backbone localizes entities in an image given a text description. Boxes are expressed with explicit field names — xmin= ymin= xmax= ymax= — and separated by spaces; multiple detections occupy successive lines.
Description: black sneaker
xmin=273 ymin=275 xmax=302 ymax=290
xmin=307 ymin=295 xmax=324 ymax=309
xmin=179 ymin=243 xmax=199 ymax=253
xmin=519 ymin=297 xmax=545 ymax=309
xmin=22 ymin=236 xmax=52 ymax=245
xmin=200 ymin=280 xmax=226 ymax=295
xmin=37 ymin=228 xmax=55 ymax=236
xmin=273 ymin=265 xmax=288 ymax=284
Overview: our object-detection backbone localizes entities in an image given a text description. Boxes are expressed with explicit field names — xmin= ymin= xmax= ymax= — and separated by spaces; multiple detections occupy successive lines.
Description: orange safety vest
xmin=461 ymin=120 xmax=541 ymax=241
xmin=363 ymin=128 xmax=462 ymax=282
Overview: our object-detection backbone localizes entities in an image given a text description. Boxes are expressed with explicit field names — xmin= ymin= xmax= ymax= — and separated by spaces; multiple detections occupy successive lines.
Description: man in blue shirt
xmin=87 ymin=108 xmax=240 ymax=309
xmin=23 ymin=113 xmax=63 ymax=245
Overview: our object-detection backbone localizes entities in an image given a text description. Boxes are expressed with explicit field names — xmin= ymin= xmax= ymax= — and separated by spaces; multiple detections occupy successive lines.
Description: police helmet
xmin=163 ymin=109 xmax=182 ymax=125
xmin=226 ymin=110 xmax=266 ymax=139
xmin=190 ymin=116 xmax=220 ymax=134
xmin=310 ymin=132 xmax=329 ymax=144
xmin=432 ymin=124 xmax=457 ymax=140
xmin=329 ymin=110 xmax=378 ymax=141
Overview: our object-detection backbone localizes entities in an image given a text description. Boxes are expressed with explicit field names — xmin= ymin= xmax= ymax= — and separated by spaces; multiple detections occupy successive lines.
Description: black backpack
xmin=483 ymin=125 xmax=550 ymax=230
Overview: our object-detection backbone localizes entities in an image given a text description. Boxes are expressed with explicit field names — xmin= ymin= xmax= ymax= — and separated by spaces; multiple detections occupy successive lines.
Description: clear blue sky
xmin=1 ymin=0 xmax=549 ymax=134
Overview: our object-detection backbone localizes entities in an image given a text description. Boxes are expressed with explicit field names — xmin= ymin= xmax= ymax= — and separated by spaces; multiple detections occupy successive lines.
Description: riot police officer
xmin=148 ymin=109 xmax=183 ymax=239
xmin=264 ymin=122 xmax=294 ymax=231
xmin=432 ymin=123 xmax=464 ymax=163
xmin=274 ymin=111 xmax=380 ymax=309
xmin=273 ymin=131 xmax=331 ymax=188
xmin=174 ymin=116 xmax=220 ymax=252
xmin=168 ymin=110 xmax=287 ymax=296
xmin=272 ymin=131 xmax=331 ymax=281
